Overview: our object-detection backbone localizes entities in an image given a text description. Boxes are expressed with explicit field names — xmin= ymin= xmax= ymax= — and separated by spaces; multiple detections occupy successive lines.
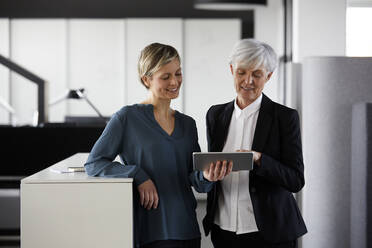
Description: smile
xmin=241 ymin=86 xmax=254 ymax=91
xmin=166 ymin=88 xmax=178 ymax=92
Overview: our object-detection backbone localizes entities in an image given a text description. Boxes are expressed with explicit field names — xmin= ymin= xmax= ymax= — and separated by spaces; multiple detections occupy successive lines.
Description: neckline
xmin=141 ymin=104 xmax=179 ymax=138
xmin=234 ymin=94 xmax=262 ymax=119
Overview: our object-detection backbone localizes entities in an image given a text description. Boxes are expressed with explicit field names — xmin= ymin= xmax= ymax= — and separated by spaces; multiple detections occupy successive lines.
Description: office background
xmin=1 ymin=0 xmax=372 ymax=247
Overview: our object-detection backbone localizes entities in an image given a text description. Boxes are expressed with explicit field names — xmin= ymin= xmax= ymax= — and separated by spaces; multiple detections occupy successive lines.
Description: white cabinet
xmin=21 ymin=153 xmax=133 ymax=248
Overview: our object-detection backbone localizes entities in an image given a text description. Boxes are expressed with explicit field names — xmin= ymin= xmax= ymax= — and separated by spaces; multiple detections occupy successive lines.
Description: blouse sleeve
xmin=188 ymin=119 xmax=215 ymax=193
xmin=84 ymin=112 xmax=149 ymax=186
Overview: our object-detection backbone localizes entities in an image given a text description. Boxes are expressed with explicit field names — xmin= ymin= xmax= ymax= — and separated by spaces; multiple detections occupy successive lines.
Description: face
xmin=143 ymin=58 xmax=182 ymax=101
xmin=230 ymin=62 xmax=272 ymax=108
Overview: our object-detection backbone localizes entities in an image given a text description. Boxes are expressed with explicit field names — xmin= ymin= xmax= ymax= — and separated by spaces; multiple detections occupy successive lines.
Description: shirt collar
xmin=234 ymin=94 xmax=262 ymax=119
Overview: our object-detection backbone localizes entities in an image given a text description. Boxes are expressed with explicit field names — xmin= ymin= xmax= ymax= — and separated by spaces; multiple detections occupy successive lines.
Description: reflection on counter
xmin=40 ymin=116 xmax=110 ymax=127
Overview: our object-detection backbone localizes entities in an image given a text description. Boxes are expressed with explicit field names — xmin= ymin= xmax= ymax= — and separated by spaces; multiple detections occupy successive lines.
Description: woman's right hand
xmin=137 ymin=179 xmax=159 ymax=210
xmin=203 ymin=160 xmax=233 ymax=181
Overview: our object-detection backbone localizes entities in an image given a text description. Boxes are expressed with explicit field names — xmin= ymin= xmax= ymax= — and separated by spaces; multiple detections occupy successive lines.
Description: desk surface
xmin=21 ymin=153 xmax=206 ymax=200
xmin=21 ymin=153 xmax=133 ymax=184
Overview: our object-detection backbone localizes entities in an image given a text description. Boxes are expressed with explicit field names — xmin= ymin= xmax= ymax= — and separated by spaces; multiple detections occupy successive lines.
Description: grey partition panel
xmin=351 ymin=103 xmax=372 ymax=248
xmin=301 ymin=57 xmax=372 ymax=248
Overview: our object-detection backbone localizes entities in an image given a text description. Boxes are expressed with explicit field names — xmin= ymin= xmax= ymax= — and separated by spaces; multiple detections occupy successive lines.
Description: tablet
xmin=193 ymin=152 xmax=254 ymax=172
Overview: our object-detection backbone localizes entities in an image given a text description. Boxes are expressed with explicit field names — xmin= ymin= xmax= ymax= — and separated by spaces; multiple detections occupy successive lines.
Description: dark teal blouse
xmin=85 ymin=104 xmax=214 ymax=247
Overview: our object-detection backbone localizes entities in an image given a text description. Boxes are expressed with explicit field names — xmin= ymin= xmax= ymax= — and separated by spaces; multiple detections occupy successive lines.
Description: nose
xmin=170 ymin=76 xmax=179 ymax=86
xmin=244 ymin=74 xmax=253 ymax=85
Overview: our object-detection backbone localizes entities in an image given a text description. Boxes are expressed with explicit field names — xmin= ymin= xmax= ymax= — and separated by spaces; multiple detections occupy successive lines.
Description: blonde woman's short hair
xmin=138 ymin=43 xmax=180 ymax=88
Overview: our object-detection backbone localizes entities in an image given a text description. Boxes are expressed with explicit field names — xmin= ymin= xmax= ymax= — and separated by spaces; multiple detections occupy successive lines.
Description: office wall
xmin=10 ymin=19 xmax=67 ymax=123
xmin=293 ymin=0 xmax=346 ymax=62
xmin=0 ymin=18 xmax=241 ymax=150
xmin=255 ymin=0 xmax=283 ymax=103
xmin=184 ymin=19 xmax=240 ymax=152
xmin=126 ymin=19 xmax=184 ymax=111
xmin=68 ymin=19 xmax=125 ymax=117
xmin=301 ymin=57 xmax=372 ymax=248
xmin=291 ymin=0 xmax=346 ymax=117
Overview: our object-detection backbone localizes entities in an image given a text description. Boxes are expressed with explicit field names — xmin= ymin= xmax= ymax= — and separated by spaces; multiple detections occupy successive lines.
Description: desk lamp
xmin=49 ymin=88 xmax=103 ymax=118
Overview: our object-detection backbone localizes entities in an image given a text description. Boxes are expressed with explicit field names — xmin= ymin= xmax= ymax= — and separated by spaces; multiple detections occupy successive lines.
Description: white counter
xmin=21 ymin=153 xmax=133 ymax=248
xmin=22 ymin=153 xmax=132 ymax=184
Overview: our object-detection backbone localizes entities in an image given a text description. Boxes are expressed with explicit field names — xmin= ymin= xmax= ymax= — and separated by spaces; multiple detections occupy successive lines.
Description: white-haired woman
xmin=85 ymin=43 xmax=231 ymax=248
xmin=202 ymin=39 xmax=307 ymax=248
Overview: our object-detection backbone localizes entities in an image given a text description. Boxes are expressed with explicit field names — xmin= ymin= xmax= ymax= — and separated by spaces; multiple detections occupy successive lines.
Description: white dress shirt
xmin=214 ymin=94 xmax=262 ymax=234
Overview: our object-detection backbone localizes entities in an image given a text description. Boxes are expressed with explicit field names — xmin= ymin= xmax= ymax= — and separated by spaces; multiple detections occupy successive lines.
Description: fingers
xmin=144 ymin=191 xmax=153 ymax=210
xmin=209 ymin=162 xmax=215 ymax=179
xmin=140 ymin=190 xmax=145 ymax=206
xmin=203 ymin=159 xmax=234 ymax=182
xmin=137 ymin=179 xmax=159 ymax=210
xmin=217 ymin=161 xmax=227 ymax=180
xmin=149 ymin=188 xmax=159 ymax=210
xmin=144 ymin=191 xmax=150 ymax=209
xmin=227 ymin=161 xmax=233 ymax=175
xmin=213 ymin=161 xmax=221 ymax=180
xmin=147 ymin=188 xmax=159 ymax=210
xmin=153 ymin=191 xmax=159 ymax=209
xmin=206 ymin=160 xmax=230 ymax=181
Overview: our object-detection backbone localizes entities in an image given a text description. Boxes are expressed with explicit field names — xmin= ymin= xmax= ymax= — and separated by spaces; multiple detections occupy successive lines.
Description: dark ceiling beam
xmin=0 ymin=0 xmax=253 ymax=37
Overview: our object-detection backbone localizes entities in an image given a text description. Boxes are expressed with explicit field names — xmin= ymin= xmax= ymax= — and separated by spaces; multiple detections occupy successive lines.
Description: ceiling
xmin=0 ymin=0 xmax=254 ymax=37
xmin=0 ymin=0 xmax=253 ymax=18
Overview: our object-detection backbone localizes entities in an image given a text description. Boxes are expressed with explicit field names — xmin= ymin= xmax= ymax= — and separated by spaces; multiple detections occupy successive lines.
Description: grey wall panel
xmin=301 ymin=57 xmax=372 ymax=248
xmin=351 ymin=103 xmax=372 ymax=248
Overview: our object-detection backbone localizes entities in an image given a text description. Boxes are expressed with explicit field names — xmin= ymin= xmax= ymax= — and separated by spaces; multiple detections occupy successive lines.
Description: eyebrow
xmin=161 ymin=69 xmax=182 ymax=75
xmin=236 ymin=68 xmax=264 ymax=72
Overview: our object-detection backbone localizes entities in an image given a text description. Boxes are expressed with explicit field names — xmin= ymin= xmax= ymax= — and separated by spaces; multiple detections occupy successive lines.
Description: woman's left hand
xmin=203 ymin=160 xmax=233 ymax=181
xmin=236 ymin=149 xmax=262 ymax=165
xmin=137 ymin=179 xmax=159 ymax=210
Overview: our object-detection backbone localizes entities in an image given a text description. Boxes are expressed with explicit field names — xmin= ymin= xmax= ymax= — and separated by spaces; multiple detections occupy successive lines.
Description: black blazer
xmin=202 ymin=94 xmax=307 ymax=243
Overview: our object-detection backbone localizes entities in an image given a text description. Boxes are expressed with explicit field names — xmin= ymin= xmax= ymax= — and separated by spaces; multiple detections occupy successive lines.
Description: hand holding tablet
xmin=202 ymin=160 xmax=233 ymax=182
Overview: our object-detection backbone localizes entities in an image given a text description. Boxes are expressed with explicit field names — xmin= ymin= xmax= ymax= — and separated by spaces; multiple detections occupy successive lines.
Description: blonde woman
xmin=85 ymin=43 xmax=231 ymax=248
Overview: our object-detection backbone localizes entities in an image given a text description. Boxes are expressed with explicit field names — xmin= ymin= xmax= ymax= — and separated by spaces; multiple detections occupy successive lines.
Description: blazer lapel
xmin=215 ymin=101 xmax=234 ymax=152
xmin=252 ymin=94 xmax=273 ymax=152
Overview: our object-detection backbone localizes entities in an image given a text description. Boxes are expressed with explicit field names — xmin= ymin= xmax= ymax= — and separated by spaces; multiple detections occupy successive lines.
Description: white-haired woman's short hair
xmin=229 ymin=39 xmax=278 ymax=73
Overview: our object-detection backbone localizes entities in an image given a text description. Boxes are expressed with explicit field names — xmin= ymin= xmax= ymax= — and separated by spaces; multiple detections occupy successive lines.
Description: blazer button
xmin=251 ymin=187 xmax=256 ymax=193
